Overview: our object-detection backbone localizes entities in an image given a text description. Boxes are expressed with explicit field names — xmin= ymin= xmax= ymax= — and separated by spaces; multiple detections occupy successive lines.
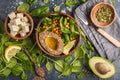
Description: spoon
xmin=22 ymin=46 xmax=45 ymax=80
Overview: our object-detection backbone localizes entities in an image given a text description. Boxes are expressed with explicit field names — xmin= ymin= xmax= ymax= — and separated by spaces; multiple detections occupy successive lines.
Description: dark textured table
xmin=0 ymin=0 xmax=120 ymax=80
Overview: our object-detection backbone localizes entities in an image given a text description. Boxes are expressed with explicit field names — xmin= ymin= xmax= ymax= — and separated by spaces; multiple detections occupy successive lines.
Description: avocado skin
xmin=89 ymin=57 xmax=116 ymax=79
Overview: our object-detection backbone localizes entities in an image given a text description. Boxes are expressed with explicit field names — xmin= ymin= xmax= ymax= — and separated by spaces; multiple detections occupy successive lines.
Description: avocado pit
xmin=95 ymin=62 xmax=111 ymax=75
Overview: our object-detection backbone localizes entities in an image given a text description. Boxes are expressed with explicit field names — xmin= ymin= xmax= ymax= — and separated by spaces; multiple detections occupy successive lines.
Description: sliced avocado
xmin=89 ymin=57 xmax=116 ymax=79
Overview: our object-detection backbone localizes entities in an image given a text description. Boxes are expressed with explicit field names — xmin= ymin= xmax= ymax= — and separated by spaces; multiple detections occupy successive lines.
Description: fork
xmin=75 ymin=8 xmax=120 ymax=47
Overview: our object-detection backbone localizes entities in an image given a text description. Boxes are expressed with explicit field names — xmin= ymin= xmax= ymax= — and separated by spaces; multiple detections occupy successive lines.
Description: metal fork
xmin=75 ymin=8 xmax=120 ymax=47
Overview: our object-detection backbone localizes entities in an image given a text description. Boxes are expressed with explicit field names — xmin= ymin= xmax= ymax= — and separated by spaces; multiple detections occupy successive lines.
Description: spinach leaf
xmin=1 ymin=33 xmax=10 ymax=45
xmin=61 ymin=65 xmax=72 ymax=76
xmin=65 ymin=0 xmax=78 ymax=7
xmin=6 ymin=58 xmax=17 ymax=69
xmin=64 ymin=56 xmax=72 ymax=63
xmin=0 ymin=68 xmax=11 ymax=78
xmin=80 ymin=0 xmax=87 ymax=3
xmin=72 ymin=66 xmax=81 ymax=72
xmin=74 ymin=46 xmax=84 ymax=59
xmin=17 ymin=3 xmax=29 ymax=12
xmin=54 ymin=6 xmax=60 ymax=12
xmin=55 ymin=60 xmax=65 ymax=72
xmin=44 ymin=0 xmax=49 ymax=4
xmin=77 ymin=73 xmax=86 ymax=79
xmin=27 ymin=0 xmax=38 ymax=5
xmin=110 ymin=0 xmax=115 ymax=5
xmin=12 ymin=64 xmax=23 ymax=76
xmin=46 ymin=61 xmax=53 ymax=72
xmin=30 ymin=6 xmax=49 ymax=17
xmin=0 ymin=20 xmax=4 ymax=33
xmin=21 ymin=71 xmax=27 ymax=80
xmin=72 ymin=60 xmax=81 ymax=67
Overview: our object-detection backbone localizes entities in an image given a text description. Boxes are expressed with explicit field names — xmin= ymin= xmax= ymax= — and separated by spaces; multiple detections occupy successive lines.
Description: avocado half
xmin=89 ymin=57 xmax=116 ymax=79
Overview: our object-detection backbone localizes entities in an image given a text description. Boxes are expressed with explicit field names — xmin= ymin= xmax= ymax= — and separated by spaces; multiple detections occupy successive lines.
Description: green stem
xmin=29 ymin=42 xmax=37 ymax=52
xmin=39 ymin=53 xmax=63 ymax=68
xmin=70 ymin=58 xmax=77 ymax=65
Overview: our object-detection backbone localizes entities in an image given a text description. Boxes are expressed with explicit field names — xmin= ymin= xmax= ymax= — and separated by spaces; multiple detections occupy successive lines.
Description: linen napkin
xmin=74 ymin=0 xmax=120 ymax=62
xmin=74 ymin=0 xmax=120 ymax=79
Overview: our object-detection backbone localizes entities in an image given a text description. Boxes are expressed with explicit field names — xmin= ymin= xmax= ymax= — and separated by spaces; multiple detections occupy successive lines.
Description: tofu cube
xmin=10 ymin=31 xmax=18 ymax=36
xmin=17 ymin=13 xmax=24 ymax=18
xmin=8 ymin=12 xmax=16 ymax=19
xmin=21 ymin=17 xmax=29 ymax=22
xmin=9 ymin=25 xmax=20 ymax=32
xmin=21 ymin=22 xmax=30 ymax=27
xmin=19 ymin=30 xmax=26 ymax=37
xmin=22 ymin=26 xmax=29 ymax=33
xmin=13 ymin=18 xmax=22 ymax=25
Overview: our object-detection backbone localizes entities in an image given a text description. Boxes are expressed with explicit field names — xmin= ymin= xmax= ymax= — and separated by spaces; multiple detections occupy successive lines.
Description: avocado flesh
xmin=89 ymin=57 xmax=116 ymax=79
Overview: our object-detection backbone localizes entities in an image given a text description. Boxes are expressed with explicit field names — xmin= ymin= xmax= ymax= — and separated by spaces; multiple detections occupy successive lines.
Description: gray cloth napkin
xmin=74 ymin=0 xmax=120 ymax=62
xmin=74 ymin=0 xmax=120 ymax=79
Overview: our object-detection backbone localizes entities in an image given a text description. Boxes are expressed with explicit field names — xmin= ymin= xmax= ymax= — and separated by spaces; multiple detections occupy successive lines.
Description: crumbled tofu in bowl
xmin=5 ymin=11 xmax=34 ymax=40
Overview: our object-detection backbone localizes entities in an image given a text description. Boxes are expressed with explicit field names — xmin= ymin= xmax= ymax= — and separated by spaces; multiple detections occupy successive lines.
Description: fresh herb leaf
xmin=110 ymin=0 xmax=115 ymax=5
xmin=64 ymin=56 xmax=72 ymax=63
xmin=46 ymin=61 xmax=53 ymax=72
xmin=72 ymin=66 xmax=81 ymax=72
xmin=6 ymin=58 xmax=17 ymax=69
xmin=0 ymin=20 xmax=4 ymax=33
xmin=21 ymin=71 xmax=27 ymax=80
xmin=11 ymin=64 xmax=23 ymax=76
xmin=65 ymin=0 xmax=78 ymax=7
xmin=80 ymin=0 xmax=87 ymax=3
xmin=0 ymin=68 xmax=11 ymax=78
xmin=30 ymin=6 xmax=49 ymax=17
xmin=55 ymin=60 xmax=65 ymax=72
xmin=74 ymin=46 xmax=84 ymax=59
xmin=27 ymin=0 xmax=38 ymax=5
xmin=44 ymin=0 xmax=49 ymax=4
xmin=77 ymin=73 xmax=86 ymax=79
xmin=54 ymin=6 xmax=60 ymax=12
xmin=72 ymin=60 xmax=81 ymax=67
xmin=61 ymin=65 xmax=72 ymax=76
xmin=17 ymin=3 xmax=29 ymax=12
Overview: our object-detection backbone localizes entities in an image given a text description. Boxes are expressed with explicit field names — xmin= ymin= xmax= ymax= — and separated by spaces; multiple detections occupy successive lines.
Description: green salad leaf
xmin=17 ymin=3 xmax=29 ymax=12
xmin=30 ymin=6 xmax=49 ymax=17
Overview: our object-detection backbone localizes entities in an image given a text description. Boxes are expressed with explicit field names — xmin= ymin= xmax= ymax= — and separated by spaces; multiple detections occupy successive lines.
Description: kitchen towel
xmin=74 ymin=0 xmax=120 ymax=62
xmin=74 ymin=0 xmax=120 ymax=80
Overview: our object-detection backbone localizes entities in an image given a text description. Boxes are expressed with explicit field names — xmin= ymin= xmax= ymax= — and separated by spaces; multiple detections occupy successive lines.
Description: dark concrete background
xmin=0 ymin=0 xmax=120 ymax=80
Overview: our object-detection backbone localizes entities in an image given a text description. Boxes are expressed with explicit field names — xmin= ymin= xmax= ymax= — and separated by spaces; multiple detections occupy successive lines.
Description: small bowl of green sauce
xmin=90 ymin=2 xmax=116 ymax=28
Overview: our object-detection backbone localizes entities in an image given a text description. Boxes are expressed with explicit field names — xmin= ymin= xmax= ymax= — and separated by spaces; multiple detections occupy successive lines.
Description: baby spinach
xmin=65 ymin=0 xmax=78 ymax=7
xmin=11 ymin=64 xmax=23 ymax=76
xmin=17 ymin=3 xmax=29 ymax=12
xmin=30 ymin=6 xmax=49 ymax=17
xmin=55 ymin=60 xmax=65 ymax=72
xmin=27 ymin=0 xmax=38 ymax=5
xmin=64 ymin=56 xmax=72 ymax=63
xmin=61 ymin=65 xmax=72 ymax=76
xmin=44 ymin=0 xmax=49 ymax=4
xmin=21 ymin=71 xmax=27 ymax=80
xmin=46 ymin=61 xmax=53 ymax=72
xmin=54 ymin=6 xmax=61 ymax=12
xmin=77 ymin=73 xmax=86 ymax=79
